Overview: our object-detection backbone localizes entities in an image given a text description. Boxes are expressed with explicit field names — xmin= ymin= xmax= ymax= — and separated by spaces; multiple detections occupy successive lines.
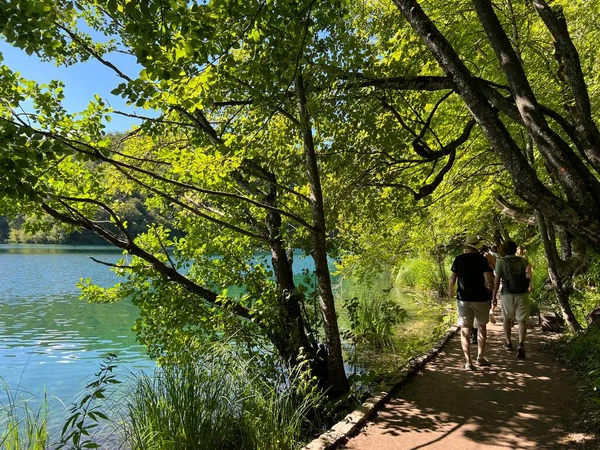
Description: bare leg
xmin=503 ymin=316 xmax=512 ymax=345
xmin=477 ymin=324 xmax=487 ymax=360
xmin=461 ymin=327 xmax=472 ymax=365
xmin=518 ymin=320 xmax=527 ymax=345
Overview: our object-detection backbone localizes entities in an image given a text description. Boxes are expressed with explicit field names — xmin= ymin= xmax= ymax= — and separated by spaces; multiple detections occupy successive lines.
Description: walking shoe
xmin=516 ymin=344 xmax=526 ymax=359
xmin=503 ymin=342 xmax=513 ymax=350
xmin=464 ymin=362 xmax=476 ymax=371
xmin=476 ymin=357 xmax=491 ymax=367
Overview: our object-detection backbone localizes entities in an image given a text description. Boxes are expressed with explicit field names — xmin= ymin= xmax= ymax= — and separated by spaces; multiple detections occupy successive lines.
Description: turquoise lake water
xmin=0 ymin=244 xmax=322 ymax=413
xmin=0 ymin=244 xmax=154 ymax=409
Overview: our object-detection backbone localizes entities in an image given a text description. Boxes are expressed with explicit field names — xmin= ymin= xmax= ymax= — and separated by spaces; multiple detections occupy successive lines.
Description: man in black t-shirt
xmin=449 ymin=235 xmax=494 ymax=370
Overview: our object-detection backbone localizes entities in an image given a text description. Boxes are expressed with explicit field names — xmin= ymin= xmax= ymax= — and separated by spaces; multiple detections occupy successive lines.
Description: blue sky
xmin=0 ymin=39 xmax=145 ymax=131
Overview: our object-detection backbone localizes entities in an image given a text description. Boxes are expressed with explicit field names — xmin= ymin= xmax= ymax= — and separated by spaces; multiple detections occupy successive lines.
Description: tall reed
xmin=0 ymin=381 xmax=48 ymax=450
xmin=118 ymin=344 xmax=323 ymax=450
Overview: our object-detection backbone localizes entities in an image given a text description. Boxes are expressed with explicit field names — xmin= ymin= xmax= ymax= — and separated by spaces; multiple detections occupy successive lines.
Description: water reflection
xmin=0 ymin=244 xmax=152 ymax=412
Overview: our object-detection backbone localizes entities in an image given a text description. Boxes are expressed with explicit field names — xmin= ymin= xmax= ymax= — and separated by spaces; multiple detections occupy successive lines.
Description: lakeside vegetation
xmin=1 ymin=0 xmax=600 ymax=447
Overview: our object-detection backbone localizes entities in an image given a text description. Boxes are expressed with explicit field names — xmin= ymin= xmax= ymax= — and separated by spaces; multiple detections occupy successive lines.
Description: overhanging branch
xmin=494 ymin=194 xmax=536 ymax=225
xmin=41 ymin=202 xmax=253 ymax=321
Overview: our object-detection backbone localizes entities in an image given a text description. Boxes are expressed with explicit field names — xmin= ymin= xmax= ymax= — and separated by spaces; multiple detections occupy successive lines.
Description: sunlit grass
xmin=338 ymin=271 xmax=453 ymax=379
xmin=116 ymin=344 xmax=324 ymax=450
xmin=0 ymin=381 xmax=48 ymax=450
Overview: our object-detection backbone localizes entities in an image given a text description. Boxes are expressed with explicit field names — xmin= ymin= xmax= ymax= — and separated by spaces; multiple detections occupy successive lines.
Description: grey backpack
xmin=503 ymin=256 xmax=529 ymax=294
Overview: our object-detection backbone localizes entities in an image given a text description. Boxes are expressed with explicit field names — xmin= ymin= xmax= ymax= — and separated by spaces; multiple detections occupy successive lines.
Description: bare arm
xmin=492 ymin=273 xmax=501 ymax=306
xmin=484 ymin=271 xmax=494 ymax=291
xmin=448 ymin=272 xmax=458 ymax=298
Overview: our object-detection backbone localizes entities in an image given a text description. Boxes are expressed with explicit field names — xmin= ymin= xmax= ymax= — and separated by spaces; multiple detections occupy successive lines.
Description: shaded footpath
xmin=341 ymin=321 xmax=598 ymax=449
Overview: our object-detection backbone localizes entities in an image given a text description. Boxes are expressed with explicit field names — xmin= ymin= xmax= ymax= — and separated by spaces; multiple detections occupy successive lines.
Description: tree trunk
xmin=556 ymin=226 xmax=573 ymax=260
xmin=262 ymin=171 xmax=326 ymax=380
xmin=296 ymin=69 xmax=350 ymax=396
xmin=392 ymin=0 xmax=600 ymax=251
xmin=471 ymin=0 xmax=600 ymax=214
xmin=536 ymin=212 xmax=583 ymax=331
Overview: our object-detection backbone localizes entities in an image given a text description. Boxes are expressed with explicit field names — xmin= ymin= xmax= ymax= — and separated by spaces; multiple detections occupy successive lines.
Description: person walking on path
xmin=448 ymin=235 xmax=494 ymax=370
xmin=470 ymin=245 xmax=497 ymax=344
xmin=492 ymin=240 xmax=531 ymax=359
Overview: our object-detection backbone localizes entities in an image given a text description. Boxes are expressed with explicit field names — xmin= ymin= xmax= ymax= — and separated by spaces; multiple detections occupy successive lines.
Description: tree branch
xmin=56 ymin=24 xmax=133 ymax=82
xmin=471 ymin=0 xmax=600 ymax=210
xmin=89 ymin=257 xmax=130 ymax=269
xmin=41 ymin=201 xmax=253 ymax=320
xmin=57 ymin=195 xmax=133 ymax=243
xmin=113 ymin=110 xmax=195 ymax=128
xmin=531 ymin=0 xmax=600 ymax=173
xmin=494 ymin=194 xmax=536 ymax=225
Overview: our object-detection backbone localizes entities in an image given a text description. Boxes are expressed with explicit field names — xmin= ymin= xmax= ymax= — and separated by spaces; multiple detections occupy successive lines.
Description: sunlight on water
xmin=0 ymin=244 xmax=320 ymax=414
xmin=0 ymin=244 xmax=154 ymax=417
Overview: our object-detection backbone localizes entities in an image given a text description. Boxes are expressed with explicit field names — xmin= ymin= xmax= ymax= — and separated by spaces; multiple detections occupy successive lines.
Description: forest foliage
xmin=1 ymin=0 xmax=600 ymax=408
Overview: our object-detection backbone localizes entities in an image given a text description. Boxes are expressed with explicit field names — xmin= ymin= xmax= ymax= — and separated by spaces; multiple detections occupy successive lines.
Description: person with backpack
xmin=492 ymin=240 xmax=532 ymax=359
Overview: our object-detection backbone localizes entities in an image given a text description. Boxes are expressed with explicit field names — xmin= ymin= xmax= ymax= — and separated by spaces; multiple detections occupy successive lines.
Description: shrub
xmin=566 ymin=326 xmax=600 ymax=402
xmin=343 ymin=291 xmax=407 ymax=349
xmin=394 ymin=256 xmax=449 ymax=295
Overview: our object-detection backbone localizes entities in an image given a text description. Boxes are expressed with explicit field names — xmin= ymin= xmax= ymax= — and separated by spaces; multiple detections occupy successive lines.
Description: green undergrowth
xmin=0 ymin=383 xmax=48 ymax=450
xmin=348 ymin=290 xmax=454 ymax=379
xmin=115 ymin=344 xmax=324 ymax=450
xmin=537 ymin=326 xmax=600 ymax=441
xmin=565 ymin=327 xmax=600 ymax=403
xmin=394 ymin=256 xmax=450 ymax=296
xmin=338 ymin=269 xmax=454 ymax=388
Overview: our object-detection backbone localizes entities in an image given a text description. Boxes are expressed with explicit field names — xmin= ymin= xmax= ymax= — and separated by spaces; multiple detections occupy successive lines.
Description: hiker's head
xmin=464 ymin=235 xmax=484 ymax=253
xmin=504 ymin=240 xmax=518 ymax=255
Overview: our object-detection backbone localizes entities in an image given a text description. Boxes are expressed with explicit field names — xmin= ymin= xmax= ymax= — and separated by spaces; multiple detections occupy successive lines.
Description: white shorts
xmin=457 ymin=300 xmax=490 ymax=329
xmin=501 ymin=293 xmax=529 ymax=322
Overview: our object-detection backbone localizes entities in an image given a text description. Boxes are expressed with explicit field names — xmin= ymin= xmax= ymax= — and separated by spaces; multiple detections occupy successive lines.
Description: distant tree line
xmin=0 ymin=193 xmax=167 ymax=244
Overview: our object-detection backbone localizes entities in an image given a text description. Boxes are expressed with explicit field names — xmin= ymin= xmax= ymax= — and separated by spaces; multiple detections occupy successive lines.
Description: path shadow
xmin=343 ymin=324 xmax=597 ymax=449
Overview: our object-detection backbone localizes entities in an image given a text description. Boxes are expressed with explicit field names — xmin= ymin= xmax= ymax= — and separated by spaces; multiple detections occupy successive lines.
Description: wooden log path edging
xmin=301 ymin=325 xmax=461 ymax=450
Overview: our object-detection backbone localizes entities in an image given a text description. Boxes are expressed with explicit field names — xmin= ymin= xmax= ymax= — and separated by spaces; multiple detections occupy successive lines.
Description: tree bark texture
xmin=536 ymin=212 xmax=583 ymax=331
xmin=296 ymin=69 xmax=350 ymax=395
xmin=392 ymin=0 xmax=600 ymax=252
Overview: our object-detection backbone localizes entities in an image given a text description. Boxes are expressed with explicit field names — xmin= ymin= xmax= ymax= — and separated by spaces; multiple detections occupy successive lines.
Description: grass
xmin=350 ymin=289 xmax=453 ymax=377
xmin=338 ymin=270 xmax=453 ymax=381
xmin=116 ymin=344 xmax=324 ymax=450
xmin=0 ymin=382 xmax=48 ymax=450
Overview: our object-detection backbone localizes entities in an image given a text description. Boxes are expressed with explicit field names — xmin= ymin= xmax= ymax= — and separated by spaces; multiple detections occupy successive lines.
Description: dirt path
xmin=341 ymin=321 xmax=597 ymax=450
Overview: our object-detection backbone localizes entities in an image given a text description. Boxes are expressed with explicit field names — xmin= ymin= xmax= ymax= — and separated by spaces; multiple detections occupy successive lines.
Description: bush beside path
xmin=341 ymin=321 xmax=598 ymax=450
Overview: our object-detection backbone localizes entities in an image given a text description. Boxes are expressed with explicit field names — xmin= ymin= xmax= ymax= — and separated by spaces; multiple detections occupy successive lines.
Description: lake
xmin=0 ymin=244 xmax=323 ymax=413
xmin=0 ymin=244 xmax=155 ymax=410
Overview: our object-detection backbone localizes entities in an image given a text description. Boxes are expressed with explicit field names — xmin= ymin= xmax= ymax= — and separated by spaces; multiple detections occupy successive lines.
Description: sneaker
xmin=516 ymin=344 xmax=526 ymax=359
xmin=464 ymin=362 xmax=476 ymax=371
xmin=503 ymin=342 xmax=513 ymax=350
xmin=476 ymin=357 xmax=491 ymax=367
